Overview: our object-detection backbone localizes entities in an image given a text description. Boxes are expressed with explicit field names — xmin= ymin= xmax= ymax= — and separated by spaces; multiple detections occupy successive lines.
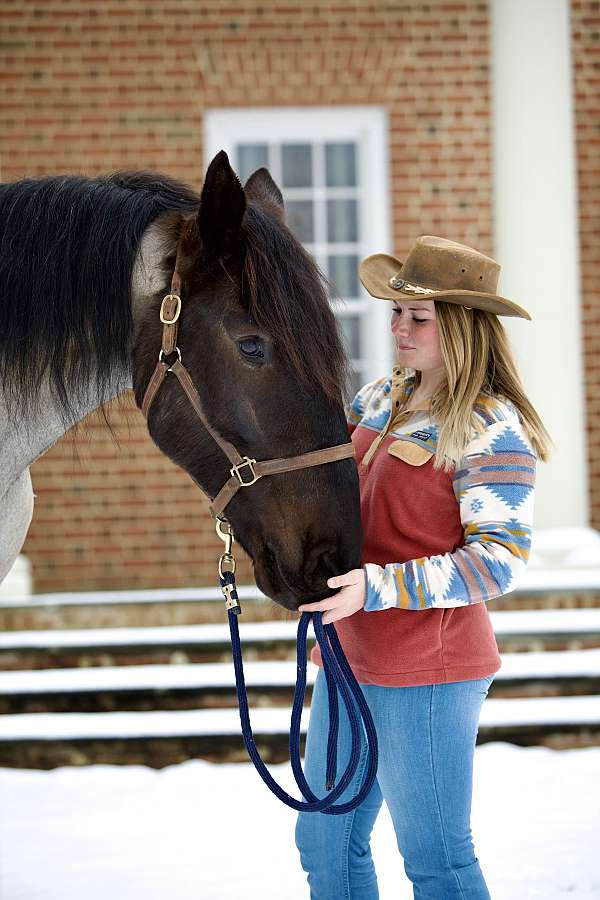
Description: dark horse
xmin=0 ymin=150 xmax=362 ymax=610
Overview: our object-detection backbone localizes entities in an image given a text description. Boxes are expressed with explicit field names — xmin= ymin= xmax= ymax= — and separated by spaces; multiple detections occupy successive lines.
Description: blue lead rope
xmin=220 ymin=570 xmax=379 ymax=814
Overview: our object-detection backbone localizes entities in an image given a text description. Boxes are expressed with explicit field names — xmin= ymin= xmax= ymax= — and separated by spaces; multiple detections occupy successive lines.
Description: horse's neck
xmin=0 ymin=366 xmax=132 ymax=497
xmin=0 ymin=219 xmax=168 ymax=496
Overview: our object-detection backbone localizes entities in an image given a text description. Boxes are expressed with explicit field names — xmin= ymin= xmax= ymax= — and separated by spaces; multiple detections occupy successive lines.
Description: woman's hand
xmin=297 ymin=568 xmax=366 ymax=625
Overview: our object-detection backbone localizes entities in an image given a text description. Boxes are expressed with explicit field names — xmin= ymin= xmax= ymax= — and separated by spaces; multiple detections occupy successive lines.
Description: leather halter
xmin=141 ymin=272 xmax=356 ymax=520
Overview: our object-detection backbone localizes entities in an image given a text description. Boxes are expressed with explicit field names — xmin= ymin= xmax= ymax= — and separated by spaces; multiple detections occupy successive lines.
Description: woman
xmin=295 ymin=235 xmax=552 ymax=900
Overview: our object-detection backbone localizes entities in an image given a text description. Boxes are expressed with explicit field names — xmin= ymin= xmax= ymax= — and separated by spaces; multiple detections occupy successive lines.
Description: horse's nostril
xmin=320 ymin=550 xmax=337 ymax=577
xmin=304 ymin=543 xmax=338 ymax=588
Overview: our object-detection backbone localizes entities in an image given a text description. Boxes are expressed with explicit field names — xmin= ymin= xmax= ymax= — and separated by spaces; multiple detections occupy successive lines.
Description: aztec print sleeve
xmin=346 ymin=378 xmax=387 ymax=435
xmin=363 ymin=407 xmax=537 ymax=611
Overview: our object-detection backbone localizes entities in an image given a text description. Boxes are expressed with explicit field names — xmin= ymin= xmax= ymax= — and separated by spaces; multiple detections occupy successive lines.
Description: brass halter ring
xmin=158 ymin=346 xmax=182 ymax=364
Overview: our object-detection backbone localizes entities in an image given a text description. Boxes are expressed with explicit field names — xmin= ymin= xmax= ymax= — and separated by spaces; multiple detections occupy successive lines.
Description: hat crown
xmin=398 ymin=235 xmax=500 ymax=295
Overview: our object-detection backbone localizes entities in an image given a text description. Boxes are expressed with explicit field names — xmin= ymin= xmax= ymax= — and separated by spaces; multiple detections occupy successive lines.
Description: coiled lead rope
xmin=220 ymin=567 xmax=379 ymax=815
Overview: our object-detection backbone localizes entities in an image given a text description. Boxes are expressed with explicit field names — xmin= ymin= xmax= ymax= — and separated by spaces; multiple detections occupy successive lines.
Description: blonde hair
xmin=401 ymin=302 xmax=553 ymax=472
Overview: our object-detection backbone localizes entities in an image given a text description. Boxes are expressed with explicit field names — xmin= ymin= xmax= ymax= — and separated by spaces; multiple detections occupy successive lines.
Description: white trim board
xmin=490 ymin=0 xmax=586 ymax=529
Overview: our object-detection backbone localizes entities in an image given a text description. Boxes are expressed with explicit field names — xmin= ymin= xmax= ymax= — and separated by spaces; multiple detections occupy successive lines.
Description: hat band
xmin=388 ymin=276 xmax=436 ymax=295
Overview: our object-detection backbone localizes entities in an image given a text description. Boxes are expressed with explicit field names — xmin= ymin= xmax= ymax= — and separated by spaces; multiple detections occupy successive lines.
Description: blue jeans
xmin=295 ymin=669 xmax=494 ymax=900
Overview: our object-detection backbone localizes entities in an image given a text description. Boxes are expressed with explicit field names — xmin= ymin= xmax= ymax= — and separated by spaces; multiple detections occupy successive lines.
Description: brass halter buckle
xmin=230 ymin=456 xmax=261 ymax=487
xmin=159 ymin=293 xmax=182 ymax=324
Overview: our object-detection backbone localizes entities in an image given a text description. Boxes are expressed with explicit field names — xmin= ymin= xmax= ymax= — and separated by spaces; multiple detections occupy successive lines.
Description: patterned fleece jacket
xmin=356 ymin=367 xmax=537 ymax=612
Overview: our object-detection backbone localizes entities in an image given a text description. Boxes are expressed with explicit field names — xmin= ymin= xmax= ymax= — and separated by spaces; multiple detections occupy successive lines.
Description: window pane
xmin=328 ymin=254 xmax=360 ymax=299
xmin=287 ymin=200 xmax=314 ymax=242
xmin=339 ymin=315 xmax=361 ymax=358
xmin=282 ymin=143 xmax=313 ymax=188
xmin=326 ymin=143 xmax=357 ymax=187
xmin=236 ymin=144 xmax=269 ymax=183
xmin=327 ymin=199 xmax=358 ymax=243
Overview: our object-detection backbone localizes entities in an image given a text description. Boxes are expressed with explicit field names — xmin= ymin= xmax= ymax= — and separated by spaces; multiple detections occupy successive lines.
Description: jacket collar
xmin=391 ymin=367 xmax=431 ymax=415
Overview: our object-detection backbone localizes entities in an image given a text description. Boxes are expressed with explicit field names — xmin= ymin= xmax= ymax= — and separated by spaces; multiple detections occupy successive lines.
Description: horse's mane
xmin=0 ymin=170 xmax=349 ymax=424
xmin=0 ymin=172 xmax=199 ymax=423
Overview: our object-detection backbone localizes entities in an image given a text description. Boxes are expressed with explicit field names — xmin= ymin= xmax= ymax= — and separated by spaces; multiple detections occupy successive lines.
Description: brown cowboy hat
xmin=359 ymin=235 xmax=532 ymax=320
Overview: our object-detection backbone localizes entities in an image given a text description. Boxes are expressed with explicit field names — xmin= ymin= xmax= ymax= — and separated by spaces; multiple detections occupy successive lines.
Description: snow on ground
xmin=0 ymin=742 xmax=598 ymax=899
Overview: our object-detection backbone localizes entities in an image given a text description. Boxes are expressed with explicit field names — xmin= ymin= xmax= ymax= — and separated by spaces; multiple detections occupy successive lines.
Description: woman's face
xmin=390 ymin=299 xmax=444 ymax=372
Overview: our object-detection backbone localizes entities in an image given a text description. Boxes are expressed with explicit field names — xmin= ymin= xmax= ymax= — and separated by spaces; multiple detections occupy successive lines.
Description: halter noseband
xmin=141 ymin=272 xmax=356 ymax=520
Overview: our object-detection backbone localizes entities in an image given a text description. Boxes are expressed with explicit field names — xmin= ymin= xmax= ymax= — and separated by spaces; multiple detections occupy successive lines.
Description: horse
xmin=0 ymin=150 xmax=362 ymax=610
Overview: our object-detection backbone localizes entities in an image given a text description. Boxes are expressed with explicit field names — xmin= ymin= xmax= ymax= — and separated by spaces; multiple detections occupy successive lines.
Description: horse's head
xmin=133 ymin=151 xmax=362 ymax=611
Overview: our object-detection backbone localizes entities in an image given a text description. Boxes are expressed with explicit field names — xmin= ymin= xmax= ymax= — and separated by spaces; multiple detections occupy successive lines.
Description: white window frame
xmin=204 ymin=106 xmax=394 ymax=387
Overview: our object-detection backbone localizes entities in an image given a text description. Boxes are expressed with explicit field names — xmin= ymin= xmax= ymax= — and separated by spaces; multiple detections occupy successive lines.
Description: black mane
xmin=0 ymin=172 xmax=199 ymax=423
xmin=0 ymin=170 xmax=349 ymax=426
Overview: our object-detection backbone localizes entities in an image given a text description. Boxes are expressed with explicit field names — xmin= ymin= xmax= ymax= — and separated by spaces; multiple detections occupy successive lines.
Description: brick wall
xmin=1 ymin=0 xmax=505 ymax=591
xmin=571 ymin=1 xmax=600 ymax=530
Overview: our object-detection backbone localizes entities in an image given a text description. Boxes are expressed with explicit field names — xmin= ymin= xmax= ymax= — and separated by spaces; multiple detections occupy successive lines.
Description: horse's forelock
xmin=241 ymin=202 xmax=349 ymax=404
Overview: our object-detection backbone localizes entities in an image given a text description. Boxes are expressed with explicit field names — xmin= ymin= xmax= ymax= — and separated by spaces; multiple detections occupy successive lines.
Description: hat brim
xmin=359 ymin=253 xmax=532 ymax=321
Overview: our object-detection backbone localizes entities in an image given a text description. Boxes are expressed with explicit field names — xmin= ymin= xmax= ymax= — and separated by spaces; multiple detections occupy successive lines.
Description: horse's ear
xmin=244 ymin=168 xmax=285 ymax=224
xmin=196 ymin=150 xmax=246 ymax=259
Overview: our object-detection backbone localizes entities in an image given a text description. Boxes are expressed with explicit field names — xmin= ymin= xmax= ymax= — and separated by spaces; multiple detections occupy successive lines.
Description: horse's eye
xmin=238 ymin=338 xmax=264 ymax=359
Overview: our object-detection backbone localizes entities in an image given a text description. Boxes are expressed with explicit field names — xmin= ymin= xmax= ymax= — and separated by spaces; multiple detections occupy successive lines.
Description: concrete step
xmin=0 ymin=619 xmax=298 ymax=670
xmin=1 ymin=649 xmax=599 ymax=714
xmin=0 ymin=695 xmax=598 ymax=768
xmin=2 ymin=609 xmax=600 ymax=670
xmin=0 ymin=585 xmax=278 ymax=631
xmin=1 ymin=571 xmax=600 ymax=630
xmin=0 ymin=658 xmax=308 ymax=714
